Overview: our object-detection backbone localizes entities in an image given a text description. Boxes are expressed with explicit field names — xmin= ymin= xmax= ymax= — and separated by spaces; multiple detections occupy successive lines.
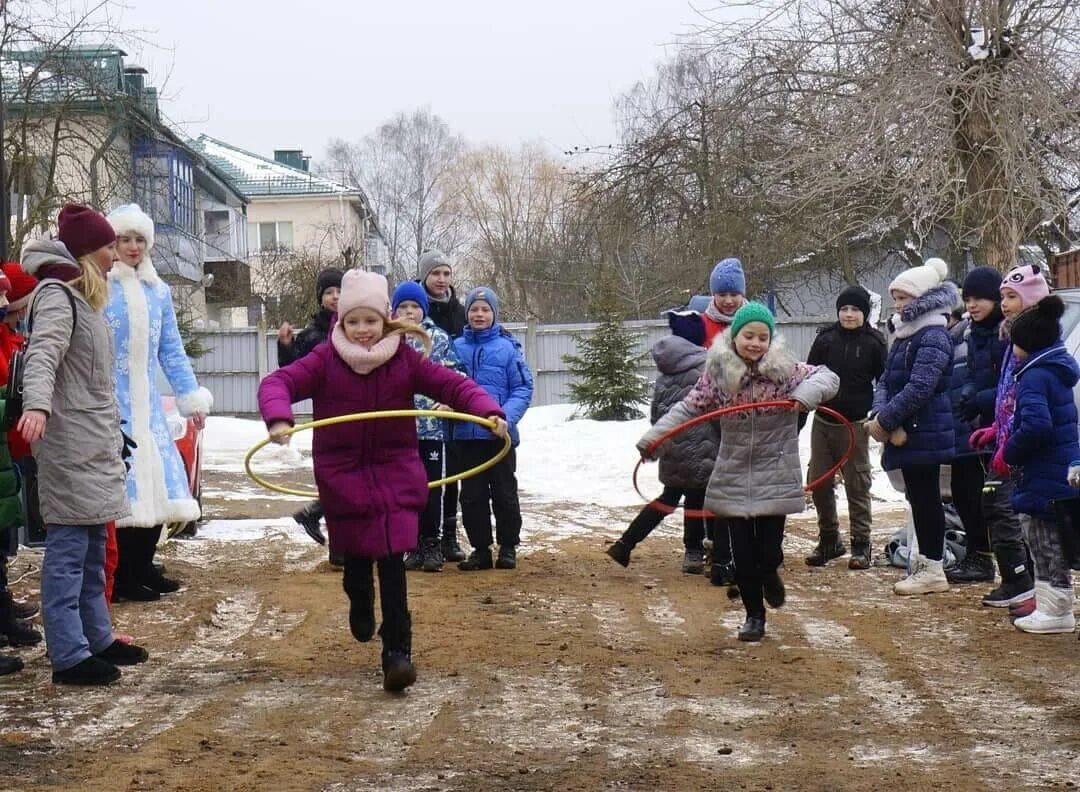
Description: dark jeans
xmin=902 ymin=465 xmax=946 ymax=562
xmin=342 ymin=553 xmax=410 ymax=650
xmin=622 ymin=486 xmax=708 ymax=551
xmin=729 ymin=516 xmax=786 ymax=618
xmin=442 ymin=441 xmax=461 ymax=538
xmin=458 ymin=440 xmax=521 ymax=551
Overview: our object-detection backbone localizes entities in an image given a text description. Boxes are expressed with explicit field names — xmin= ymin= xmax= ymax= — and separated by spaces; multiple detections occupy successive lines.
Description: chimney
xmin=274 ymin=149 xmax=309 ymax=172
xmin=123 ymin=66 xmax=148 ymax=99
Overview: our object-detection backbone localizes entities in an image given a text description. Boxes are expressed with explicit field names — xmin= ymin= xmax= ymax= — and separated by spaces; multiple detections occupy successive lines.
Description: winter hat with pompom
xmin=1000 ymin=263 xmax=1051 ymax=310
xmin=1010 ymin=294 xmax=1065 ymax=355
xmin=889 ymin=257 xmax=948 ymax=298
xmin=337 ymin=269 xmax=390 ymax=320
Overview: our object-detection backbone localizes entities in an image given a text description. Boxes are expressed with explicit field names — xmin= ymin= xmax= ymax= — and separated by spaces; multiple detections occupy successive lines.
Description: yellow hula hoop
xmin=243 ymin=409 xmax=511 ymax=498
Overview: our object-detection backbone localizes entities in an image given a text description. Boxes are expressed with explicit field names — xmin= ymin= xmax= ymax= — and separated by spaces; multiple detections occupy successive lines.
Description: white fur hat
xmin=888 ymin=257 xmax=948 ymax=298
xmin=107 ymin=203 xmax=155 ymax=250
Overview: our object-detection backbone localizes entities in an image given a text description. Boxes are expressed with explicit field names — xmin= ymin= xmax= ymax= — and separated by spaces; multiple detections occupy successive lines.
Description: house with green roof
xmin=1 ymin=45 xmax=251 ymax=325
xmin=189 ymin=135 xmax=386 ymax=302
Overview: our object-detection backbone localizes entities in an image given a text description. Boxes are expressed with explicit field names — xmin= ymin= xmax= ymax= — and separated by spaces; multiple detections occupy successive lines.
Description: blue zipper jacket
xmin=453 ymin=325 xmax=534 ymax=446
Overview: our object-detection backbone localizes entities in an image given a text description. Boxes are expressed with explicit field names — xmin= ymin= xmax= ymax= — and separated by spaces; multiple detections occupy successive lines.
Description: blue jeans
xmin=41 ymin=524 xmax=114 ymax=671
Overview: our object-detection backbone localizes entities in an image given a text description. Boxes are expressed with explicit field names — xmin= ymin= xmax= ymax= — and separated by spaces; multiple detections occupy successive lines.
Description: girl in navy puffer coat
xmin=453 ymin=287 xmax=534 ymax=571
xmin=869 ymin=258 xmax=957 ymax=597
xmin=1002 ymin=296 xmax=1079 ymax=635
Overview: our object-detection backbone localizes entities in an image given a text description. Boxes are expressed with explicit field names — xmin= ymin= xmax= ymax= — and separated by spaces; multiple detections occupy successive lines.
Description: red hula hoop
xmin=633 ymin=400 xmax=856 ymax=519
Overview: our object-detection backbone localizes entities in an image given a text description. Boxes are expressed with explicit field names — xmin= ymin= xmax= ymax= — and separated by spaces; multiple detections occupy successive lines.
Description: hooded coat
xmin=1003 ymin=342 xmax=1080 ymax=519
xmin=20 ymin=239 xmax=129 ymax=526
xmin=258 ymin=341 xmax=504 ymax=558
xmin=104 ymin=254 xmax=212 ymax=528
xmin=649 ymin=335 xmax=718 ymax=489
xmin=640 ymin=332 xmax=839 ymax=518
xmin=872 ymin=282 xmax=958 ymax=470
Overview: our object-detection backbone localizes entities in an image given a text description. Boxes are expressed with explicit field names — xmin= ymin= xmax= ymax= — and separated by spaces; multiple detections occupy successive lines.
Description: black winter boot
xmin=738 ymin=616 xmax=766 ymax=642
xmin=495 ymin=545 xmax=517 ymax=570
xmin=420 ymin=538 xmax=443 ymax=572
xmin=440 ymin=526 xmax=467 ymax=563
xmin=0 ymin=653 xmax=22 ymax=676
xmin=342 ymin=565 xmax=375 ymax=642
xmin=762 ymin=572 xmax=786 ymax=608
xmin=606 ymin=540 xmax=632 ymax=567
xmin=52 ymin=656 xmax=121 ymax=686
xmin=945 ymin=551 xmax=995 ymax=583
xmin=458 ymin=549 xmax=493 ymax=571
xmin=293 ymin=501 xmax=326 ymax=545
xmin=0 ymin=591 xmax=42 ymax=646
xmin=805 ymin=534 xmax=846 ymax=567
xmin=379 ymin=614 xmax=415 ymax=692
xmin=95 ymin=640 xmax=149 ymax=666
xmin=848 ymin=542 xmax=872 ymax=570
xmin=710 ymin=560 xmax=736 ymax=587
xmin=139 ymin=528 xmax=181 ymax=594
xmin=12 ymin=599 xmax=39 ymax=620
xmin=403 ymin=551 xmax=422 ymax=571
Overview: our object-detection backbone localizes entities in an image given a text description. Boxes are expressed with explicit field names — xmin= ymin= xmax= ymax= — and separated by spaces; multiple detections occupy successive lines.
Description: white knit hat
xmin=337 ymin=269 xmax=390 ymax=319
xmin=888 ymin=257 xmax=948 ymax=298
xmin=107 ymin=203 xmax=155 ymax=250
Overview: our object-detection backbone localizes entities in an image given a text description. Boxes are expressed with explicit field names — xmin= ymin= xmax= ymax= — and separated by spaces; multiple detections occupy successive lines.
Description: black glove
xmin=957 ymin=385 xmax=979 ymax=422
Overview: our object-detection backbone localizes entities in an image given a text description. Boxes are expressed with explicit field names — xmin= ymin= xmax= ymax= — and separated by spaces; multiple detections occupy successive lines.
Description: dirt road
xmin=2 ymin=474 xmax=1078 ymax=791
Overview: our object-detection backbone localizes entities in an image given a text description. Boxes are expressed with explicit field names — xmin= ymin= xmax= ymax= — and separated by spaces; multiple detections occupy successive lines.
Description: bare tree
xmin=321 ymin=108 xmax=467 ymax=282
xmin=696 ymin=0 xmax=1080 ymax=270
xmin=2 ymin=1 xmax=153 ymax=255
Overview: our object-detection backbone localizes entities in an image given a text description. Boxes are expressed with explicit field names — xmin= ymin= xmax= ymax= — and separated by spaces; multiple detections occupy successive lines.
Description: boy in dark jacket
xmin=946 ymin=266 xmax=1012 ymax=584
xmin=805 ymin=285 xmax=886 ymax=569
xmin=1002 ymin=296 xmax=1079 ymax=633
xmin=453 ymin=287 xmax=534 ymax=571
xmin=275 ymin=268 xmax=343 ymax=558
xmin=607 ymin=311 xmax=721 ymax=574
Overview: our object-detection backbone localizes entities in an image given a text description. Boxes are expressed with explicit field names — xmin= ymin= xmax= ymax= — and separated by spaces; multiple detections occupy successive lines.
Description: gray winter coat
xmin=639 ymin=333 xmax=839 ymax=518
xmin=649 ymin=335 xmax=718 ymax=489
xmin=21 ymin=240 xmax=130 ymax=526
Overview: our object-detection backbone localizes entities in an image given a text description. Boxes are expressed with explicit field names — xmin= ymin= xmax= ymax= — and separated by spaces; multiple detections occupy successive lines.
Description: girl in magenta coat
xmin=258 ymin=270 xmax=506 ymax=692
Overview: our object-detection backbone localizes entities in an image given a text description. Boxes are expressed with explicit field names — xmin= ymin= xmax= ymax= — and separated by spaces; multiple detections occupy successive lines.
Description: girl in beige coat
xmin=20 ymin=204 xmax=149 ymax=685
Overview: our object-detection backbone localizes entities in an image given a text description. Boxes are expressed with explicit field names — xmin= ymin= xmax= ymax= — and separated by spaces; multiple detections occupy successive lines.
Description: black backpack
xmin=3 ymin=281 xmax=78 ymax=431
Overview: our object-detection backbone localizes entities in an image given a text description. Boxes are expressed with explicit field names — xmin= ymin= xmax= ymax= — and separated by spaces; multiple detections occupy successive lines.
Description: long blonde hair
xmin=72 ymin=254 xmax=109 ymax=311
xmin=384 ymin=318 xmax=432 ymax=357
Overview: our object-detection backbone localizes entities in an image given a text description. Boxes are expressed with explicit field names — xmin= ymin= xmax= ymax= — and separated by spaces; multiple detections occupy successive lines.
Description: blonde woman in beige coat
xmin=19 ymin=204 xmax=149 ymax=686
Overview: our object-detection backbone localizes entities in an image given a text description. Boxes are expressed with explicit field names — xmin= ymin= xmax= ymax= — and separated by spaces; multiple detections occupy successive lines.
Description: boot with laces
xmin=893 ymin=557 xmax=949 ymax=595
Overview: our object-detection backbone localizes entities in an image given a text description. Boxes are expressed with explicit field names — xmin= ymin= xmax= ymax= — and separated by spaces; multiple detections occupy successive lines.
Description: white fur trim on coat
xmin=177 ymin=386 xmax=213 ymax=416
xmin=109 ymin=250 xmax=161 ymax=286
xmin=108 ymin=203 xmax=155 ymax=251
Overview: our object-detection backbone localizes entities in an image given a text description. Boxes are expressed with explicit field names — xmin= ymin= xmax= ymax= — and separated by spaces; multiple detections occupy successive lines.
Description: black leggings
xmin=341 ymin=553 xmax=410 ymax=650
xmin=902 ymin=465 xmax=946 ymax=562
xmin=729 ymin=516 xmax=786 ymax=618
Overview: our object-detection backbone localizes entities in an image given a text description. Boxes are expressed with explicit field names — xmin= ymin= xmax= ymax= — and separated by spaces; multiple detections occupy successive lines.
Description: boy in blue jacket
xmin=453 ymin=287 xmax=534 ymax=571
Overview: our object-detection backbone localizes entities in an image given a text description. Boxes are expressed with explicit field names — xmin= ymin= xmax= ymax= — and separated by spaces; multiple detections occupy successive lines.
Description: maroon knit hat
xmin=57 ymin=203 xmax=116 ymax=259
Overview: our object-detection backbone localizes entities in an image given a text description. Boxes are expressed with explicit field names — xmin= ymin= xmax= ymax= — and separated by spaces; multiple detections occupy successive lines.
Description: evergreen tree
xmin=563 ymin=274 xmax=650 ymax=420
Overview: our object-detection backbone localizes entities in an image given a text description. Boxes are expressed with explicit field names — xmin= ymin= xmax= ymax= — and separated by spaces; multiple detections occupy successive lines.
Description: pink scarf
xmin=331 ymin=325 xmax=401 ymax=374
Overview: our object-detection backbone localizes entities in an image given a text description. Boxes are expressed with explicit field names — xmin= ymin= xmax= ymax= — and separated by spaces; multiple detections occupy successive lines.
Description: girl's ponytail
xmin=385 ymin=318 xmax=432 ymax=358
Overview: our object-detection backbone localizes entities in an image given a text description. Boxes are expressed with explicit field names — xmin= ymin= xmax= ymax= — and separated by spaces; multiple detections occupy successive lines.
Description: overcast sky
xmin=117 ymin=0 xmax=708 ymax=165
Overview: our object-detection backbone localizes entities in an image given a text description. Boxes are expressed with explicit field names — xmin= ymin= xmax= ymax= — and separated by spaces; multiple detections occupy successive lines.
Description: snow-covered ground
xmin=198 ymin=405 xmax=906 ymax=544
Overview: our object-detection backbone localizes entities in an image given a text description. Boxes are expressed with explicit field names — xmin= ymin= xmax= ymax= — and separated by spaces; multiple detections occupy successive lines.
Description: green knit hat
xmin=730 ymin=301 xmax=776 ymax=338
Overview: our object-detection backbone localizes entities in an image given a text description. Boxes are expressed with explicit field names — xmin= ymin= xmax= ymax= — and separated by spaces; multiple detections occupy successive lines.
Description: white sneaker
xmin=894 ymin=559 xmax=949 ymax=595
xmin=1013 ymin=609 xmax=1076 ymax=634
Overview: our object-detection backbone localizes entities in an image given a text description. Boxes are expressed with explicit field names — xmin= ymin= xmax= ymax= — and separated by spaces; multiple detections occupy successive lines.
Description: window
xmin=246 ymin=221 xmax=293 ymax=251
xmin=131 ymin=141 xmax=196 ymax=235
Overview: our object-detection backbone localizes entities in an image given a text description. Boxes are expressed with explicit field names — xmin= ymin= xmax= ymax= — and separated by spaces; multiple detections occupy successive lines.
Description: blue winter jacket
xmin=947 ymin=318 xmax=975 ymax=458
xmin=1003 ymin=341 xmax=1080 ymax=520
xmin=406 ymin=316 xmax=465 ymax=441
xmin=964 ymin=308 xmax=1006 ymax=428
xmin=453 ymin=325 xmax=534 ymax=446
xmin=872 ymin=283 xmax=958 ymax=470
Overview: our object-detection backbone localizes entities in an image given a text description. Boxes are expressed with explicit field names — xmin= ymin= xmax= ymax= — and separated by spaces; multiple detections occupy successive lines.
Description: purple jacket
xmin=258 ymin=341 xmax=504 ymax=558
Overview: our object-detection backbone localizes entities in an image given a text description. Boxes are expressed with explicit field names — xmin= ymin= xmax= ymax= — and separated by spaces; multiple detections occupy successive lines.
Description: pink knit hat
xmin=1000 ymin=264 xmax=1050 ymax=309
xmin=337 ymin=269 xmax=390 ymax=319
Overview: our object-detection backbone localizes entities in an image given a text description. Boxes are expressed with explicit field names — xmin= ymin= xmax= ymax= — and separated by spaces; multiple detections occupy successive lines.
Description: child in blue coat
xmin=391 ymin=281 xmax=465 ymax=573
xmin=1001 ymin=295 xmax=1079 ymax=634
xmin=453 ymin=288 xmax=534 ymax=571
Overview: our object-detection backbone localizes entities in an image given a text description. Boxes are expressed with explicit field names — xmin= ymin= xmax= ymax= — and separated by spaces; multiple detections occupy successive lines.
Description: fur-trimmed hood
xmin=893 ymin=282 xmax=959 ymax=339
xmin=706 ymin=329 xmax=797 ymax=396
